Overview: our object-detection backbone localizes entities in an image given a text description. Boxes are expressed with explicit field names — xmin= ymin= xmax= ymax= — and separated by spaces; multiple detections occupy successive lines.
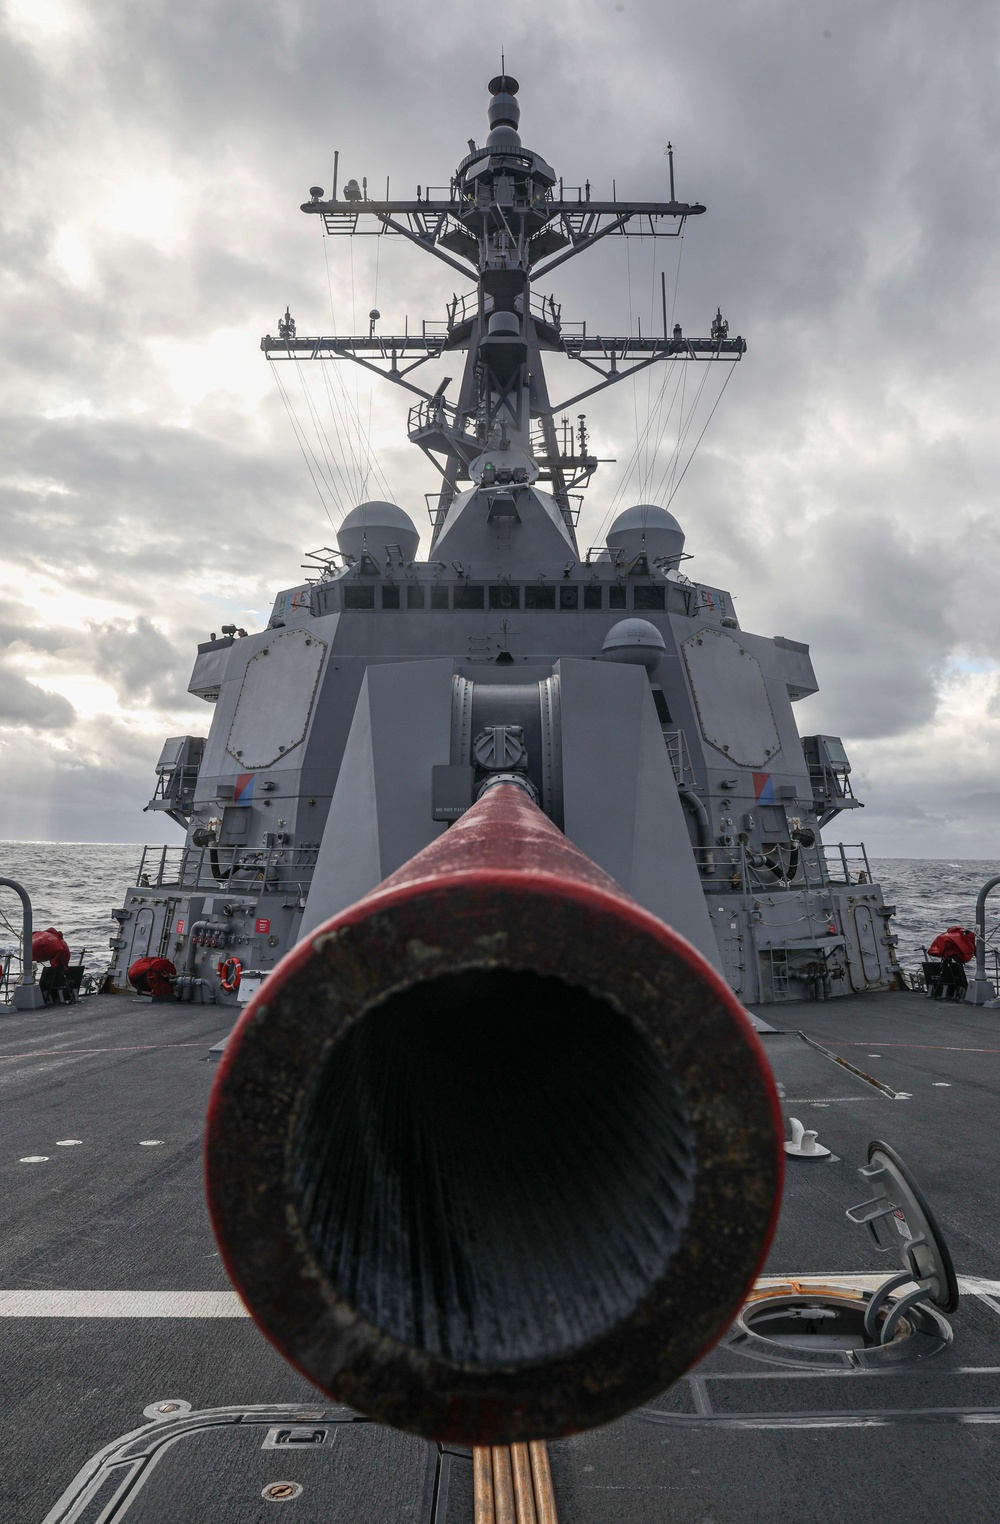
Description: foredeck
xmin=3 ymin=988 xmax=999 ymax=1521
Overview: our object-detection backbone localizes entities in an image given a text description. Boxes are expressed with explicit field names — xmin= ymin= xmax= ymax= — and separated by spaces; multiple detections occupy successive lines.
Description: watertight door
xmin=851 ymin=904 xmax=882 ymax=987
xmin=128 ymin=907 xmax=154 ymax=964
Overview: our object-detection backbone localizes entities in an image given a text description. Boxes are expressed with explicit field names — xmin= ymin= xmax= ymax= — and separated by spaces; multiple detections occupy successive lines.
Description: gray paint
xmin=558 ymin=658 xmax=722 ymax=971
xmin=300 ymin=659 xmax=453 ymax=935
xmin=682 ymin=629 xmax=782 ymax=768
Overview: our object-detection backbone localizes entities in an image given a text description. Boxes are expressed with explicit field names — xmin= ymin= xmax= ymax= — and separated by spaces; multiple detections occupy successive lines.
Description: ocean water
xmin=0 ymin=844 xmax=997 ymax=979
xmin=870 ymin=858 xmax=1000 ymax=970
xmin=0 ymin=842 xmax=143 ymax=975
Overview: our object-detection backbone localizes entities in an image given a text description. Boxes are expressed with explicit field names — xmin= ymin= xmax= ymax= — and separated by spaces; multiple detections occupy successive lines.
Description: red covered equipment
xmin=32 ymin=928 xmax=71 ymax=969
xmin=927 ymin=926 xmax=976 ymax=963
xmin=127 ymin=956 xmax=177 ymax=998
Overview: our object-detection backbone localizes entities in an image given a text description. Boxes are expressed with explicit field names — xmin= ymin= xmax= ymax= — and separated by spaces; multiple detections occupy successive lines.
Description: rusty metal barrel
xmin=205 ymin=784 xmax=783 ymax=1444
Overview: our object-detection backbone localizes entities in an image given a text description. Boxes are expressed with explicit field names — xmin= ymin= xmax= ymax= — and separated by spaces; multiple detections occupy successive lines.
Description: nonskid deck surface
xmin=3 ymin=990 xmax=1000 ymax=1521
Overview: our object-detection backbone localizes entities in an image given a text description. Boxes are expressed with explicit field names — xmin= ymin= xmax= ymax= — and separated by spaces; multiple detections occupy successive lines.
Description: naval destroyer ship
xmin=10 ymin=73 xmax=1000 ymax=1524
xmin=103 ymin=73 xmax=900 ymax=1014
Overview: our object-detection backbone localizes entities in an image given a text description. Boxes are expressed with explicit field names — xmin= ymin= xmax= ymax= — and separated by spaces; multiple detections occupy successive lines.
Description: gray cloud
xmin=89 ymin=616 xmax=194 ymax=709
xmin=0 ymin=662 xmax=75 ymax=729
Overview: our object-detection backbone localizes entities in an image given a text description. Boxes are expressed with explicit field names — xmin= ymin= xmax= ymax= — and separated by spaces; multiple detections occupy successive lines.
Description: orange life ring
xmin=217 ymin=956 xmax=242 ymax=993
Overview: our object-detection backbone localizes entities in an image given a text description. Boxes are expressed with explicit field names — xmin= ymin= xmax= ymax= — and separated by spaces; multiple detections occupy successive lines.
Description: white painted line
xmin=19 ymin=1156 xmax=48 ymax=1164
xmin=934 ymin=1083 xmax=952 ymax=1087
xmin=0 ymin=1290 xmax=248 ymax=1317
xmin=0 ymin=1276 xmax=994 ymax=1321
xmin=958 ymin=1276 xmax=1000 ymax=1299
xmin=56 ymin=1139 xmax=82 ymax=1146
xmin=782 ymin=1097 xmax=867 ymax=1104
xmin=139 ymin=1140 xmax=164 ymax=1147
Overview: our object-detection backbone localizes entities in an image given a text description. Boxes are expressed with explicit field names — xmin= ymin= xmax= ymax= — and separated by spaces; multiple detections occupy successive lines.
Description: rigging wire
xmin=319 ymin=234 xmax=397 ymax=504
xmin=593 ymin=226 xmax=691 ymax=543
xmin=663 ymin=360 xmax=738 ymax=509
xmin=625 ymin=240 xmax=642 ymax=495
xmin=667 ymin=356 xmax=688 ymax=498
xmin=348 ymin=238 xmax=371 ymax=497
xmin=267 ymin=358 xmax=339 ymax=528
xmin=292 ymin=357 xmax=349 ymax=517
xmin=657 ymin=361 xmax=716 ymax=504
xmin=593 ymin=362 xmax=685 ymax=544
xmin=323 ymin=235 xmax=368 ymax=500
xmin=642 ymin=239 xmax=658 ymax=497
xmin=367 ymin=235 xmax=381 ymax=473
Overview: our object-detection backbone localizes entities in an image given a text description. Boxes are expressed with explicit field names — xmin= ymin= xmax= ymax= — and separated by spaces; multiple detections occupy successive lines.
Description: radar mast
xmin=262 ymin=75 xmax=745 ymax=552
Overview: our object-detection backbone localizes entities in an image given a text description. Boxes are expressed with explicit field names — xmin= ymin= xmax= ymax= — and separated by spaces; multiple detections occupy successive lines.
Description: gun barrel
xmin=206 ymin=783 xmax=783 ymax=1444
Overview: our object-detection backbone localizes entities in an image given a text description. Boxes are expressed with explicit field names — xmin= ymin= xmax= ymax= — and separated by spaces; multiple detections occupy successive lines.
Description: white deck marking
xmin=0 ymin=1043 xmax=211 ymax=1062
xmin=19 ymin=1156 xmax=49 ymax=1163
xmin=139 ymin=1140 xmax=164 ymax=1146
xmin=56 ymin=1139 xmax=82 ymax=1146
xmin=0 ymin=1290 xmax=248 ymax=1317
xmin=0 ymin=1277 xmax=995 ymax=1319
xmin=782 ymin=1097 xmax=866 ymax=1104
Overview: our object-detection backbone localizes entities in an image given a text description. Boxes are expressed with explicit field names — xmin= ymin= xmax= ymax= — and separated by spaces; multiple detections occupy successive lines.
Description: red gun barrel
xmin=206 ymin=783 xmax=783 ymax=1444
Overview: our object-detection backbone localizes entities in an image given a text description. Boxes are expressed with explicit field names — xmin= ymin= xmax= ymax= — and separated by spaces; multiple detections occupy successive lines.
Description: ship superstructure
xmin=108 ymin=75 xmax=900 ymax=1006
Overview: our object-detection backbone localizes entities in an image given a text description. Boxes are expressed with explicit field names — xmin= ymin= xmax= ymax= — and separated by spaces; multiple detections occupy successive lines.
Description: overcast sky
xmin=1 ymin=0 xmax=998 ymax=855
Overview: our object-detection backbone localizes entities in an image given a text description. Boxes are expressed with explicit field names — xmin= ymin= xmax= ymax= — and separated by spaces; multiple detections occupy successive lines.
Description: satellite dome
xmin=486 ymin=124 xmax=523 ymax=151
xmin=606 ymin=504 xmax=685 ymax=564
xmin=337 ymin=501 xmax=419 ymax=566
xmin=601 ymin=618 xmax=666 ymax=672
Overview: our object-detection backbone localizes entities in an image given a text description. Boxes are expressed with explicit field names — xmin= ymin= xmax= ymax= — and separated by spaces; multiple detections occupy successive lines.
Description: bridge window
xmin=634 ymin=586 xmax=665 ymax=611
xmin=558 ymin=585 xmax=579 ymax=609
xmin=609 ymin=584 xmax=627 ymax=610
xmin=343 ymin=585 xmax=375 ymax=610
xmin=584 ymin=585 xmax=603 ymax=609
xmin=380 ymin=585 xmax=400 ymax=609
xmin=524 ymin=584 xmax=556 ymax=610
xmin=431 ymin=585 xmax=450 ymax=610
xmin=454 ymin=584 xmax=485 ymax=610
xmin=407 ymin=585 xmax=426 ymax=609
xmin=489 ymin=584 xmax=520 ymax=609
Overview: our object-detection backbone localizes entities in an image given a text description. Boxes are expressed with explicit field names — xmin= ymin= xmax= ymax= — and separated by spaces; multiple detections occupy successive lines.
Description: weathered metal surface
xmin=206 ymin=784 xmax=783 ymax=1444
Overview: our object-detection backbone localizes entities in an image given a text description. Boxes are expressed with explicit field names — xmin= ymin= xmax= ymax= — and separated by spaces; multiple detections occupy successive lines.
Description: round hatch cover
xmin=866 ymin=1140 xmax=959 ymax=1313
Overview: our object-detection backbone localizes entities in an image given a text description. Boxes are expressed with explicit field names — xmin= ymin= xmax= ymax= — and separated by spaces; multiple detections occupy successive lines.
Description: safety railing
xmin=0 ymin=946 xmax=23 ymax=1005
xmin=408 ymin=398 xmax=479 ymax=447
xmin=445 ymin=288 xmax=562 ymax=333
xmin=690 ymin=838 xmax=843 ymax=894
xmin=823 ymin=843 xmax=874 ymax=886
xmin=136 ymin=844 xmax=319 ymax=897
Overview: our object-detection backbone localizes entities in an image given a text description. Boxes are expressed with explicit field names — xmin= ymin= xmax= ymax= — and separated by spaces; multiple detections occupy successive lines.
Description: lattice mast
xmin=262 ymin=75 xmax=745 ymax=553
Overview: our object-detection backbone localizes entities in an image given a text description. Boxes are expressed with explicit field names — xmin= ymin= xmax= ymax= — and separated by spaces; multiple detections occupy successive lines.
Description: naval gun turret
xmin=107 ymin=74 xmax=900 ymax=1011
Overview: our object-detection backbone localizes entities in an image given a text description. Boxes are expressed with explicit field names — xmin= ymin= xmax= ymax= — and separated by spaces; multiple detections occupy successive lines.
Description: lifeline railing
xmin=823 ymin=842 xmax=874 ymax=885
xmin=136 ymin=843 xmax=319 ymax=897
xmin=690 ymin=840 xmax=873 ymax=893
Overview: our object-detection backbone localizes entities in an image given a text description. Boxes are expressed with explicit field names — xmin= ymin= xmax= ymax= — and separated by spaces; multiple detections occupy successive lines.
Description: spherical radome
xmin=337 ymin=502 xmax=420 ymax=565
xmin=602 ymin=618 xmax=667 ymax=672
xmin=607 ymin=504 xmax=685 ymax=564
